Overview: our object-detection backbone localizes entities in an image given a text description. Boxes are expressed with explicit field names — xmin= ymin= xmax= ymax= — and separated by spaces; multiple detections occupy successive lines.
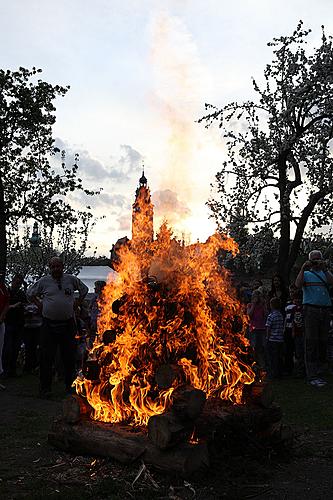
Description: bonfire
xmin=75 ymin=219 xmax=255 ymax=427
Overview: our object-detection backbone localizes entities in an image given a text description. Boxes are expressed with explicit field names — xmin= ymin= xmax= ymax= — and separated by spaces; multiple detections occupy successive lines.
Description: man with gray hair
xmin=27 ymin=256 xmax=88 ymax=398
xmin=295 ymin=250 xmax=333 ymax=387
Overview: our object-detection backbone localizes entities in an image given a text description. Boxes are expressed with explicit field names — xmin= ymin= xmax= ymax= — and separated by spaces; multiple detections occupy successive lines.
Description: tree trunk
xmin=277 ymin=157 xmax=291 ymax=282
xmin=0 ymin=175 xmax=7 ymax=278
xmin=287 ymin=190 xmax=326 ymax=276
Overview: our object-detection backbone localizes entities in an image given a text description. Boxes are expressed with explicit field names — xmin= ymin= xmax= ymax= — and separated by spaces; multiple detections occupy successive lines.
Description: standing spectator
xmin=268 ymin=274 xmax=288 ymax=314
xmin=295 ymin=250 xmax=333 ymax=387
xmin=247 ymin=289 xmax=267 ymax=370
xmin=291 ymin=289 xmax=305 ymax=378
xmin=3 ymin=274 xmax=26 ymax=377
xmin=283 ymin=287 xmax=297 ymax=375
xmin=0 ymin=274 xmax=9 ymax=378
xmin=23 ymin=301 xmax=42 ymax=373
xmin=266 ymin=297 xmax=284 ymax=379
xmin=90 ymin=280 xmax=106 ymax=341
xmin=27 ymin=257 xmax=88 ymax=398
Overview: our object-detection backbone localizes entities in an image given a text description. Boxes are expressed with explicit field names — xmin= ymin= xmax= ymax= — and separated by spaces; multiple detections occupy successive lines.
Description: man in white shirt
xmin=28 ymin=257 xmax=88 ymax=398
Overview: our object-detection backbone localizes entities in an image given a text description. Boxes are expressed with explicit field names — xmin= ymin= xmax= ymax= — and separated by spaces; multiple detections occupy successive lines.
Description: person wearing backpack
xmin=295 ymin=250 xmax=333 ymax=387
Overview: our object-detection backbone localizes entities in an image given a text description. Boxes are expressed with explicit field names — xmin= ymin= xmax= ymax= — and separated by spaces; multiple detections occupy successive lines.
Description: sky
xmin=1 ymin=0 xmax=333 ymax=255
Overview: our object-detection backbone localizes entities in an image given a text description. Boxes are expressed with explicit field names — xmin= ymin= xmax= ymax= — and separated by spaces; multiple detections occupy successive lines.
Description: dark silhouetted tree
xmin=201 ymin=22 xmax=333 ymax=281
xmin=0 ymin=67 xmax=96 ymax=276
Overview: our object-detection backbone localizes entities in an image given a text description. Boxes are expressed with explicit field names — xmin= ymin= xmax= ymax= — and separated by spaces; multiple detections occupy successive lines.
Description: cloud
xmin=54 ymin=138 xmax=111 ymax=180
xmin=152 ymin=189 xmax=191 ymax=225
xmin=116 ymin=213 xmax=131 ymax=231
xmin=75 ymin=190 xmax=129 ymax=210
xmin=109 ymin=144 xmax=144 ymax=182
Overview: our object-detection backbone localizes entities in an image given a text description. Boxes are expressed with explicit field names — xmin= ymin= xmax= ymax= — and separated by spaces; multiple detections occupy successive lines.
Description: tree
xmin=7 ymin=215 xmax=95 ymax=282
xmin=201 ymin=22 xmax=333 ymax=281
xmin=0 ymin=67 xmax=96 ymax=277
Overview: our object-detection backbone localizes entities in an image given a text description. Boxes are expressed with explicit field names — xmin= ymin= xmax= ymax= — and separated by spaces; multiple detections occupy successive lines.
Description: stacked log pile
xmin=48 ymin=380 xmax=286 ymax=476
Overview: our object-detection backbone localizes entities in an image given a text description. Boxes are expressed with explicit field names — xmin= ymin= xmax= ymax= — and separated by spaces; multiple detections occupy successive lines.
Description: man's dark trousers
xmin=40 ymin=318 xmax=76 ymax=393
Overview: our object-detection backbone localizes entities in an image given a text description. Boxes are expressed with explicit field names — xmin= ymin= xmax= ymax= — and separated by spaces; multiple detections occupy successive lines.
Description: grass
xmin=2 ymin=372 xmax=333 ymax=499
xmin=271 ymin=373 xmax=333 ymax=429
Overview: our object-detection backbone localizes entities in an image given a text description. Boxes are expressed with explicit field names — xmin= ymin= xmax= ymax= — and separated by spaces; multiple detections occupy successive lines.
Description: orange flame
xmin=75 ymin=213 xmax=255 ymax=426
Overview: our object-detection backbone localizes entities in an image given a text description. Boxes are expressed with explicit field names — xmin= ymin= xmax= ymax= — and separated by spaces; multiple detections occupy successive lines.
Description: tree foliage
xmin=7 ymin=216 xmax=95 ymax=282
xmin=201 ymin=22 xmax=333 ymax=280
xmin=0 ymin=67 xmax=97 ymax=276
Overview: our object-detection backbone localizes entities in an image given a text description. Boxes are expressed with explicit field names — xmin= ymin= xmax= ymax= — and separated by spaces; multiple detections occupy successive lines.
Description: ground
xmin=1 ymin=375 xmax=333 ymax=500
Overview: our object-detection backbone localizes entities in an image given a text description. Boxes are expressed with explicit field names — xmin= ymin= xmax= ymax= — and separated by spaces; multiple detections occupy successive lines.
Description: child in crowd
xmin=247 ymin=289 xmax=268 ymax=370
xmin=291 ymin=289 xmax=305 ymax=378
xmin=283 ymin=284 xmax=297 ymax=375
xmin=266 ymin=297 xmax=284 ymax=379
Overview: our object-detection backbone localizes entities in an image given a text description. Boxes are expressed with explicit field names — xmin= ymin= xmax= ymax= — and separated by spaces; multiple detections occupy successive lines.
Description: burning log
xmin=171 ymin=385 xmax=206 ymax=420
xmin=102 ymin=329 xmax=118 ymax=344
xmin=48 ymin=418 xmax=209 ymax=476
xmin=155 ymin=364 xmax=182 ymax=389
xmin=83 ymin=359 xmax=100 ymax=381
xmin=247 ymin=381 xmax=274 ymax=408
xmin=148 ymin=411 xmax=193 ymax=449
xmin=62 ymin=394 xmax=92 ymax=424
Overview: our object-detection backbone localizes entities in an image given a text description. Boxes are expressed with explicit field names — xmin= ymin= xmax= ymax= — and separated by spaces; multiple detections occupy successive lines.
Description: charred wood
xmin=148 ymin=411 xmax=193 ymax=449
xmin=48 ymin=418 xmax=209 ymax=476
xmin=195 ymin=398 xmax=282 ymax=442
xmin=62 ymin=394 xmax=92 ymax=424
xmin=83 ymin=359 xmax=100 ymax=381
xmin=155 ymin=364 xmax=183 ymax=389
xmin=171 ymin=385 xmax=206 ymax=420
xmin=245 ymin=381 xmax=274 ymax=408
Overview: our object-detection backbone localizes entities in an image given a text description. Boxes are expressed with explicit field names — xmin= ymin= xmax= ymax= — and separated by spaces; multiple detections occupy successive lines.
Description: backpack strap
xmin=308 ymin=270 xmax=330 ymax=291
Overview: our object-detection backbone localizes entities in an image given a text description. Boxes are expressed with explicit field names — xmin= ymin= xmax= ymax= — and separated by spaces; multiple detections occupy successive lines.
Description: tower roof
xmin=139 ymin=169 xmax=147 ymax=186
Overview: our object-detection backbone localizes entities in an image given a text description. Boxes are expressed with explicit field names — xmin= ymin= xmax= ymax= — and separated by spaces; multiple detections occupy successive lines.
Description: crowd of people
xmin=241 ymin=250 xmax=333 ymax=387
xmin=0 ymin=249 xmax=333 ymax=397
xmin=0 ymin=257 xmax=106 ymax=397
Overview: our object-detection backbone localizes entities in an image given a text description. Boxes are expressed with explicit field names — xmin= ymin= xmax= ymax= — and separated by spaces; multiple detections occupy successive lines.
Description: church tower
xmin=132 ymin=170 xmax=154 ymax=244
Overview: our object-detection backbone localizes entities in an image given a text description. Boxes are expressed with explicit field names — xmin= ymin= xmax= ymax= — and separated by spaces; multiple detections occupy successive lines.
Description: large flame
xmin=75 ymin=217 xmax=255 ymax=427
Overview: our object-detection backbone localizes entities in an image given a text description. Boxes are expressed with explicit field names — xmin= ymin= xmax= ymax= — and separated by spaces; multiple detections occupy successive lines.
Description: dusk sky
xmin=1 ymin=0 xmax=332 ymax=255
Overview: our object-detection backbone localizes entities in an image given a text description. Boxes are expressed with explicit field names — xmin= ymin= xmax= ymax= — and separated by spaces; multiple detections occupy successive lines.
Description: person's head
xmin=272 ymin=274 xmax=282 ymax=288
xmin=11 ymin=273 xmax=24 ymax=290
xmin=257 ymin=285 xmax=267 ymax=296
xmin=308 ymin=250 xmax=323 ymax=269
xmin=270 ymin=296 xmax=281 ymax=311
xmin=49 ymin=257 xmax=64 ymax=280
xmin=289 ymin=282 xmax=297 ymax=295
xmin=291 ymin=289 xmax=303 ymax=305
xmin=252 ymin=279 xmax=263 ymax=291
xmin=251 ymin=289 xmax=263 ymax=304
xmin=94 ymin=280 xmax=106 ymax=295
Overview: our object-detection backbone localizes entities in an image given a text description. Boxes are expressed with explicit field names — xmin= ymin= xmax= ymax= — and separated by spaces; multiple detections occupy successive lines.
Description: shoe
xmin=316 ymin=378 xmax=327 ymax=386
xmin=308 ymin=379 xmax=326 ymax=387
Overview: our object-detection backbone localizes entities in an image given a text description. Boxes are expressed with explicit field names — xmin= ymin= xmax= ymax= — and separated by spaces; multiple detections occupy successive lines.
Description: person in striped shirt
xmin=266 ymin=297 xmax=284 ymax=379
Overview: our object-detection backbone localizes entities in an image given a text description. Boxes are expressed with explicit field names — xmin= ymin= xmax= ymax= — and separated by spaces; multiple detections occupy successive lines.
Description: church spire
xmin=132 ymin=163 xmax=154 ymax=244
xmin=139 ymin=161 xmax=147 ymax=186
